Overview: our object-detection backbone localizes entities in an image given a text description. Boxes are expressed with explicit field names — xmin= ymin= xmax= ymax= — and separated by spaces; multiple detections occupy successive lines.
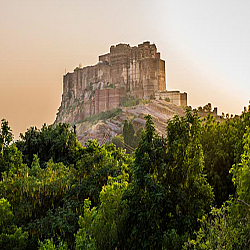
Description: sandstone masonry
xmin=55 ymin=41 xmax=187 ymax=124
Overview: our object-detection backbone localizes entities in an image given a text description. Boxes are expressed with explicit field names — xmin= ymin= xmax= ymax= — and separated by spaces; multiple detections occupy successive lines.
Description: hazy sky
xmin=1 ymin=0 xmax=250 ymax=139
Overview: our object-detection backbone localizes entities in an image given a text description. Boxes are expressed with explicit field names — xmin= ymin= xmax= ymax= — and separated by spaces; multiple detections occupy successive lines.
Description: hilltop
xmin=74 ymin=99 xmax=185 ymax=146
xmin=54 ymin=41 xmax=188 ymax=145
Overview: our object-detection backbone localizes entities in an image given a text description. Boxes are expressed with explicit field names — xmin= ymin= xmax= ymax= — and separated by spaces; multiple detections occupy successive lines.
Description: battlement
xmin=99 ymin=41 xmax=159 ymax=64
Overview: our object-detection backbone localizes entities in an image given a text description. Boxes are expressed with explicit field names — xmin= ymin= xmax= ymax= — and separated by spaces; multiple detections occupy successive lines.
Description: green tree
xmin=164 ymin=110 xmax=213 ymax=242
xmin=76 ymin=172 xmax=128 ymax=250
xmin=203 ymin=103 xmax=212 ymax=112
xmin=0 ymin=198 xmax=28 ymax=250
xmin=231 ymin=126 xmax=250 ymax=216
xmin=39 ymin=238 xmax=68 ymax=250
xmin=127 ymin=121 xmax=135 ymax=147
xmin=183 ymin=200 xmax=247 ymax=250
xmin=122 ymin=120 xmax=138 ymax=152
xmin=122 ymin=120 xmax=129 ymax=145
xmin=16 ymin=123 xmax=81 ymax=168
xmin=121 ymin=112 xmax=213 ymax=249
xmin=200 ymin=114 xmax=237 ymax=206
xmin=0 ymin=119 xmax=23 ymax=176
xmin=73 ymin=140 xmax=130 ymax=206
xmin=185 ymin=127 xmax=250 ymax=249
xmin=0 ymin=156 xmax=76 ymax=249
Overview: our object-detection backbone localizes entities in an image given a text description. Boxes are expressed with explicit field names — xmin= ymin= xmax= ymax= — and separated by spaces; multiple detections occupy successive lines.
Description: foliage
xmin=123 ymin=120 xmax=136 ymax=147
xmin=76 ymin=108 xmax=122 ymax=125
xmin=112 ymin=134 xmax=124 ymax=148
xmin=183 ymin=200 xmax=249 ymax=250
xmin=112 ymin=121 xmax=143 ymax=154
xmin=231 ymin=126 xmax=250 ymax=207
xmin=0 ymin=157 xmax=74 ymax=224
xmin=120 ymin=95 xmax=140 ymax=107
xmin=0 ymin=119 xmax=23 ymax=176
xmin=200 ymin=114 xmax=238 ymax=206
xmin=122 ymin=120 xmax=142 ymax=152
xmin=165 ymin=110 xmax=213 ymax=233
xmin=3 ymin=107 xmax=250 ymax=249
xmin=76 ymin=172 xmax=128 ymax=250
xmin=75 ymin=199 xmax=97 ymax=250
xmin=27 ymin=198 xmax=80 ymax=250
xmin=0 ymin=198 xmax=28 ymax=250
xmin=0 ymin=156 xmax=76 ymax=249
xmin=121 ymin=112 xmax=213 ymax=249
xmin=203 ymin=103 xmax=212 ymax=112
xmin=73 ymin=141 xmax=131 ymax=206
xmin=39 ymin=238 xmax=68 ymax=250
xmin=185 ymin=125 xmax=250 ymax=250
xmin=197 ymin=103 xmax=212 ymax=113
xmin=16 ymin=123 xmax=81 ymax=168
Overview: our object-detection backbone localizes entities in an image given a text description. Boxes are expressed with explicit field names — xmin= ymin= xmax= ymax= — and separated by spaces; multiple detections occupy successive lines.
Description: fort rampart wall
xmin=56 ymin=41 xmax=187 ymax=124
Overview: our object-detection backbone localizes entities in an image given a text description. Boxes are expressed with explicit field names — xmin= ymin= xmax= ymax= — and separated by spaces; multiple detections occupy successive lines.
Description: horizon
xmin=1 ymin=0 xmax=250 ymax=139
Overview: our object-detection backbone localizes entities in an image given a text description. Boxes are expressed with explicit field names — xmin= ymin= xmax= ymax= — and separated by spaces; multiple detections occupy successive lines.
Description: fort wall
xmin=55 ymin=41 xmax=187 ymax=124
xmin=155 ymin=91 xmax=187 ymax=106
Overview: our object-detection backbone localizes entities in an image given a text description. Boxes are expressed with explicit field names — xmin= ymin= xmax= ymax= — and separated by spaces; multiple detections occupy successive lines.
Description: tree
xmin=127 ymin=121 xmax=135 ymax=147
xmin=231 ymin=126 xmax=250 ymax=215
xmin=121 ymin=112 xmax=213 ymax=249
xmin=164 ymin=110 xmax=213 ymax=238
xmin=76 ymin=172 xmax=129 ymax=250
xmin=200 ymin=114 xmax=237 ymax=206
xmin=122 ymin=120 xmax=129 ymax=145
xmin=73 ymin=140 xmax=130 ymax=206
xmin=185 ymin=126 xmax=250 ymax=250
xmin=0 ymin=198 xmax=28 ymax=250
xmin=16 ymin=123 xmax=81 ymax=168
xmin=38 ymin=238 xmax=68 ymax=250
xmin=122 ymin=120 xmax=137 ymax=152
xmin=0 ymin=119 xmax=23 ymax=176
xmin=0 ymin=156 xmax=76 ymax=249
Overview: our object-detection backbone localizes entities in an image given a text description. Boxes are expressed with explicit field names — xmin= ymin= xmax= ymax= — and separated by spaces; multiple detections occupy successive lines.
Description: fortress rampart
xmin=55 ymin=41 xmax=187 ymax=124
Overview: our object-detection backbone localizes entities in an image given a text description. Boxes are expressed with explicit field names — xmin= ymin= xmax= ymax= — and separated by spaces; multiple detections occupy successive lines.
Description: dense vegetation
xmin=0 ymin=107 xmax=250 ymax=249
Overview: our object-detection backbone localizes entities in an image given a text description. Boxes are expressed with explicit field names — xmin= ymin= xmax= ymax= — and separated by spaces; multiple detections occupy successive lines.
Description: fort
xmin=55 ymin=41 xmax=187 ymax=124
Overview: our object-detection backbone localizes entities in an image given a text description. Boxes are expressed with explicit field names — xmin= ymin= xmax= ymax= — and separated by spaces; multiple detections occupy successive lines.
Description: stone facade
xmin=55 ymin=41 xmax=187 ymax=124
xmin=99 ymin=41 xmax=166 ymax=98
xmin=155 ymin=91 xmax=187 ymax=106
xmin=95 ymin=88 xmax=126 ymax=114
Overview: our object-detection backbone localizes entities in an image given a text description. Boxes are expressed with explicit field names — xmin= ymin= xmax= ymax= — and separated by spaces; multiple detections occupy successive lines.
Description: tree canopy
xmin=1 ymin=107 xmax=250 ymax=249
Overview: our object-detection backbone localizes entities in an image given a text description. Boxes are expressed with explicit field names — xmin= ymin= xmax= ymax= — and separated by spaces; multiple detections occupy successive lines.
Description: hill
xmin=74 ymin=99 xmax=185 ymax=146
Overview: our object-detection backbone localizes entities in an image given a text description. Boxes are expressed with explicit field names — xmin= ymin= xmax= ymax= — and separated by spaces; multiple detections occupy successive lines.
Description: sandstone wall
xmin=95 ymin=88 xmax=125 ymax=113
xmin=62 ymin=62 xmax=110 ymax=103
xmin=99 ymin=41 xmax=166 ymax=99
xmin=56 ymin=41 xmax=186 ymax=125
xmin=155 ymin=91 xmax=187 ymax=106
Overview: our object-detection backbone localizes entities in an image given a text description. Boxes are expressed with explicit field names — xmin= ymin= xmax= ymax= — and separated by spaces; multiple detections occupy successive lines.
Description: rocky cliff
xmin=75 ymin=100 xmax=186 ymax=146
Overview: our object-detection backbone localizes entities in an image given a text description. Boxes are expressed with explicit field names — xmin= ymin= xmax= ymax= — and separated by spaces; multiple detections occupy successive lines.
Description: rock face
xmin=76 ymin=100 xmax=186 ymax=146
xmin=55 ymin=41 xmax=187 ymax=124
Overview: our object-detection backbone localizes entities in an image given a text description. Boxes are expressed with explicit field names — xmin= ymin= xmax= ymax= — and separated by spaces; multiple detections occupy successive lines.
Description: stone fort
xmin=55 ymin=41 xmax=187 ymax=124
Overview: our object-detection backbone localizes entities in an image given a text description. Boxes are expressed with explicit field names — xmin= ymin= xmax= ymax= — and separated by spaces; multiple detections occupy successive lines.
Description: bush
xmin=77 ymin=108 xmax=122 ymax=125
xmin=120 ymin=95 xmax=139 ymax=107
